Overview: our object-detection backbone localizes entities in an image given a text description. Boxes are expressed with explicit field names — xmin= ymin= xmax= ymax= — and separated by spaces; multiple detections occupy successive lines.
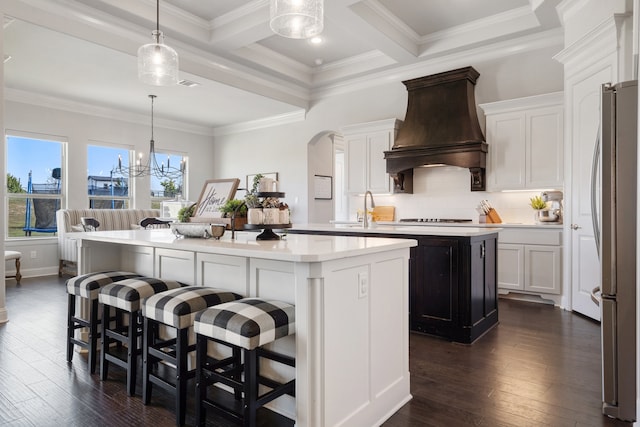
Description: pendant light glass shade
xmin=270 ymin=0 xmax=324 ymax=39
xmin=138 ymin=30 xmax=179 ymax=86
xmin=137 ymin=0 xmax=178 ymax=86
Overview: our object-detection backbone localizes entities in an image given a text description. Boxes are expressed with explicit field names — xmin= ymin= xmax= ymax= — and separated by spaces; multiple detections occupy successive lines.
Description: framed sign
xmin=314 ymin=175 xmax=332 ymax=200
xmin=192 ymin=178 xmax=240 ymax=221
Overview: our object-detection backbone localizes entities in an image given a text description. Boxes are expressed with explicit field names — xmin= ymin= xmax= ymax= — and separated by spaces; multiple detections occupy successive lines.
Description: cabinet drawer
xmin=499 ymin=229 xmax=562 ymax=245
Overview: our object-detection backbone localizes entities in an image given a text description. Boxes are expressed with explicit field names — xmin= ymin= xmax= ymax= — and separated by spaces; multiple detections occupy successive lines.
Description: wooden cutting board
xmin=372 ymin=206 xmax=395 ymax=222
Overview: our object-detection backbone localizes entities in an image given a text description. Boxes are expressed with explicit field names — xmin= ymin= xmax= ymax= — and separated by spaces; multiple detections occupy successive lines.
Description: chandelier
xmin=269 ymin=0 xmax=324 ymax=39
xmin=137 ymin=0 xmax=179 ymax=86
xmin=114 ymin=95 xmax=185 ymax=180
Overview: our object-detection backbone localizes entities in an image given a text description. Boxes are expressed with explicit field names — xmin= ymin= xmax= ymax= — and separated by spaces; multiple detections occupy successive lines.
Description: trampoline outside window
xmin=6 ymin=134 xmax=64 ymax=238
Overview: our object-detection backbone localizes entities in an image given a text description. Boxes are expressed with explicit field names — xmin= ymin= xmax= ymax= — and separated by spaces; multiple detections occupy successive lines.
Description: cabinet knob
xmin=570 ymin=224 xmax=581 ymax=230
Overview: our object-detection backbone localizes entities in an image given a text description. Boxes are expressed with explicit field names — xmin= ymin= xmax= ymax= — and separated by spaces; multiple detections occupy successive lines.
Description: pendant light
xmin=114 ymin=95 xmax=186 ymax=180
xmin=138 ymin=0 xmax=179 ymax=86
xmin=269 ymin=0 xmax=324 ymax=39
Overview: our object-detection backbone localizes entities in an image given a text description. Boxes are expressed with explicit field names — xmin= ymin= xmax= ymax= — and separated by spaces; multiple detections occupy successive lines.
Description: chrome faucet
xmin=363 ymin=190 xmax=375 ymax=228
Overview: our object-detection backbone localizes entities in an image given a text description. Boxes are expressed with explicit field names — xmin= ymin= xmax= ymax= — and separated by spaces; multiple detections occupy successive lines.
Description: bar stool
xmin=142 ymin=286 xmax=243 ymax=426
xmin=98 ymin=277 xmax=184 ymax=396
xmin=66 ymin=271 xmax=142 ymax=374
xmin=194 ymin=298 xmax=296 ymax=427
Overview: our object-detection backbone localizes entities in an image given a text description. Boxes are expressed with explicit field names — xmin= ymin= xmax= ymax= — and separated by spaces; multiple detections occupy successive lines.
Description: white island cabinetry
xmin=342 ymin=118 xmax=402 ymax=194
xmin=75 ymin=229 xmax=415 ymax=427
xmin=481 ymin=92 xmax=564 ymax=191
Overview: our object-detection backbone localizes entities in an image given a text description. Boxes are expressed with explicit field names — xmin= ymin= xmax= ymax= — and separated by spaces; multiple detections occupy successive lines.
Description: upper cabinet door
xmin=481 ymin=92 xmax=564 ymax=192
xmin=486 ymin=112 xmax=526 ymax=191
xmin=342 ymin=118 xmax=402 ymax=195
xmin=526 ymin=106 xmax=564 ymax=189
xmin=346 ymin=135 xmax=367 ymax=194
xmin=367 ymin=131 xmax=393 ymax=193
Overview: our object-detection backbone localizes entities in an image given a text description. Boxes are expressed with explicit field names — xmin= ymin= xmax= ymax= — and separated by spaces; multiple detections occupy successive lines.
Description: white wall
xmin=4 ymin=99 xmax=215 ymax=276
xmin=212 ymin=45 xmax=565 ymax=224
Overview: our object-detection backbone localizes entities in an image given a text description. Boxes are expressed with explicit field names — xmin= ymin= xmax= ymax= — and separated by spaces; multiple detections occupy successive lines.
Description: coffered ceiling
xmin=3 ymin=0 xmax=562 ymax=134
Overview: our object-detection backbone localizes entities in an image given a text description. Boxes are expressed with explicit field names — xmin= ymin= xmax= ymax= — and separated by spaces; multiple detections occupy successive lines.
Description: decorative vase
xmin=248 ymin=208 xmax=263 ymax=225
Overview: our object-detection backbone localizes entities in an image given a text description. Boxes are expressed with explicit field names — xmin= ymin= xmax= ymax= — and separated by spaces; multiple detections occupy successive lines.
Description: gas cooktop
xmin=399 ymin=218 xmax=473 ymax=223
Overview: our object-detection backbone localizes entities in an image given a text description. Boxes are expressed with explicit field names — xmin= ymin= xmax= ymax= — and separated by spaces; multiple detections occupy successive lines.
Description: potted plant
xmin=218 ymin=199 xmax=248 ymax=230
xmin=529 ymin=195 xmax=558 ymax=223
xmin=177 ymin=203 xmax=196 ymax=222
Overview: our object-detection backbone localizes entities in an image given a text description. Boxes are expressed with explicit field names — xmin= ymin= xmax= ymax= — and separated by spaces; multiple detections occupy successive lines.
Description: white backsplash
xmin=348 ymin=166 xmax=560 ymax=224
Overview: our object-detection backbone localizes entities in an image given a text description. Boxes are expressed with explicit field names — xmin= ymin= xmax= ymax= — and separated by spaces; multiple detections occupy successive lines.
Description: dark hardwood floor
xmin=0 ymin=276 xmax=633 ymax=427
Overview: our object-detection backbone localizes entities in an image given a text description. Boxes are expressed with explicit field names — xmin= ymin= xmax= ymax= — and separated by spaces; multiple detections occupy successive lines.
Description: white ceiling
xmin=2 ymin=0 xmax=561 ymax=134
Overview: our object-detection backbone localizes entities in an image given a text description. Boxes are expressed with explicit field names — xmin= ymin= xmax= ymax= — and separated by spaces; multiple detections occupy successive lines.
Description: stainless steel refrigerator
xmin=593 ymin=80 xmax=637 ymax=422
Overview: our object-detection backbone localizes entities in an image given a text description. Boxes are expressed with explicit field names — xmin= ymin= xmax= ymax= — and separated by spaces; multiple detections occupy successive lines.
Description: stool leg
xmin=176 ymin=327 xmax=189 ymax=426
xmin=66 ymin=294 xmax=76 ymax=363
xmin=195 ymin=334 xmax=207 ymax=427
xmin=88 ymin=298 xmax=100 ymax=374
xmin=15 ymin=258 xmax=21 ymax=284
xmin=100 ymin=304 xmax=110 ymax=381
xmin=233 ymin=346 xmax=242 ymax=400
xmin=126 ymin=310 xmax=138 ymax=396
xmin=142 ymin=317 xmax=153 ymax=405
xmin=243 ymin=349 xmax=259 ymax=427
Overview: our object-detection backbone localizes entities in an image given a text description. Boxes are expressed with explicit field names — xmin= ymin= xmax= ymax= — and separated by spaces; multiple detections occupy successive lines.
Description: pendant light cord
xmin=156 ymin=0 xmax=160 ymax=33
xmin=150 ymin=94 xmax=156 ymax=142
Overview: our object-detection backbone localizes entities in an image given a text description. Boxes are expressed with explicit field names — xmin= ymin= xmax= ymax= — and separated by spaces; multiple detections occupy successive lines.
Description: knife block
xmin=485 ymin=208 xmax=502 ymax=224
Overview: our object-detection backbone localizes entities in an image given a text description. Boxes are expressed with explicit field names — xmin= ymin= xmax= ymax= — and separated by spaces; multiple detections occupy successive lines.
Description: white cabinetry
xmin=480 ymin=93 xmax=564 ymax=191
xmin=342 ymin=118 xmax=402 ymax=194
xmin=498 ymin=228 xmax=562 ymax=297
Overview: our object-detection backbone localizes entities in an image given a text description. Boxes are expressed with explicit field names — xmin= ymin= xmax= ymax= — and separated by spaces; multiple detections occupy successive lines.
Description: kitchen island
xmin=289 ymin=224 xmax=501 ymax=344
xmin=74 ymin=229 xmax=416 ymax=427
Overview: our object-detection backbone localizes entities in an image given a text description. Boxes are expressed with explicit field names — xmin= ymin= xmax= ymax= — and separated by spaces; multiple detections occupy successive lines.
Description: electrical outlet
xmin=358 ymin=272 xmax=368 ymax=299
xmin=30 ymin=250 xmax=37 ymax=259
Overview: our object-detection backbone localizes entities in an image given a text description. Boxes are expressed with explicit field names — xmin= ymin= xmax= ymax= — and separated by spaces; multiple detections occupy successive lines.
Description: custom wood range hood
xmin=384 ymin=66 xmax=488 ymax=192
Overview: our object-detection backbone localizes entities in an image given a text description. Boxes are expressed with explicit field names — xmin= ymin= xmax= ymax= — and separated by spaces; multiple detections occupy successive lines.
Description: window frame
xmin=87 ymin=141 xmax=134 ymax=209
xmin=5 ymin=130 xmax=67 ymax=240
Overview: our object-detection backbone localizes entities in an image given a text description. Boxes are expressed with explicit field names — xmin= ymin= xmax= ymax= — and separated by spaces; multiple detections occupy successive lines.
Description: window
xmin=150 ymin=152 xmax=186 ymax=210
xmin=87 ymin=144 xmax=130 ymax=209
xmin=6 ymin=133 xmax=64 ymax=238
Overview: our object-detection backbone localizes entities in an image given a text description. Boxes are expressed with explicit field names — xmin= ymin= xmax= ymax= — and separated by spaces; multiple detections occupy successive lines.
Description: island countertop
xmin=74 ymin=228 xmax=417 ymax=262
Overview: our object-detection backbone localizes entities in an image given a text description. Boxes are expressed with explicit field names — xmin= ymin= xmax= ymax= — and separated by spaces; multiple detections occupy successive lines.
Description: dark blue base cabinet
xmin=410 ymin=235 xmax=498 ymax=344
xmin=289 ymin=229 xmax=498 ymax=344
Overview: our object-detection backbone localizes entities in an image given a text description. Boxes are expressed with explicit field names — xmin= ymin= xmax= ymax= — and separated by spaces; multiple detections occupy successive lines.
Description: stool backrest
xmin=81 ymin=217 xmax=100 ymax=231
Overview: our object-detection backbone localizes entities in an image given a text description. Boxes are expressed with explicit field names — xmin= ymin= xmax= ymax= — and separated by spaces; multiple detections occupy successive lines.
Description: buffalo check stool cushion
xmin=142 ymin=286 xmax=243 ymax=330
xmin=194 ymin=298 xmax=295 ymax=351
xmin=99 ymin=277 xmax=184 ymax=312
xmin=67 ymin=271 xmax=142 ymax=300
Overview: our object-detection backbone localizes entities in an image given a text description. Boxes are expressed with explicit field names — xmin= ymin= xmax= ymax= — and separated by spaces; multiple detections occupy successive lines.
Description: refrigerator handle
xmin=591 ymin=286 xmax=601 ymax=306
xmin=590 ymin=126 xmax=601 ymax=257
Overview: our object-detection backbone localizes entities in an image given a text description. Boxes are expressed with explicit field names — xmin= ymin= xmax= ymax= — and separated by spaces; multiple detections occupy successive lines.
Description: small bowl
xmin=209 ymin=225 xmax=226 ymax=239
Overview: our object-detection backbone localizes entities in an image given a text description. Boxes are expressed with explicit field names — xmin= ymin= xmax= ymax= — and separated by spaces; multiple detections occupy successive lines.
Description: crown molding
xmin=5 ymin=88 xmax=216 ymax=136
xmin=553 ymin=14 xmax=627 ymax=69
xmin=212 ymin=109 xmax=307 ymax=136
xmin=479 ymin=91 xmax=564 ymax=115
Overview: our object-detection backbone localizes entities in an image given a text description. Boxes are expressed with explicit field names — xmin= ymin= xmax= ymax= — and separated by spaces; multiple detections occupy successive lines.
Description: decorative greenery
xmin=219 ymin=199 xmax=247 ymax=217
xmin=244 ymin=173 xmax=264 ymax=208
xmin=251 ymin=173 xmax=263 ymax=193
xmin=529 ymin=195 xmax=547 ymax=210
xmin=177 ymin=203 xmax=196 ymax=222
